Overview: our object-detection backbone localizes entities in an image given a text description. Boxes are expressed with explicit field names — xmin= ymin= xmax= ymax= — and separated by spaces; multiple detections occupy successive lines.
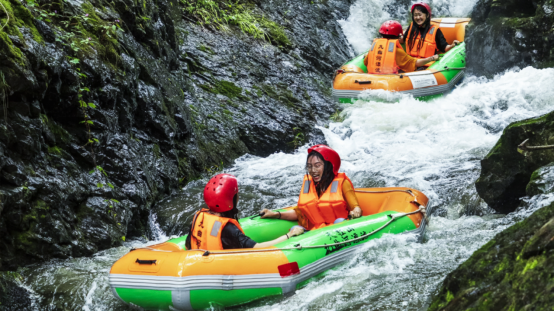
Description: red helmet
xmin=379 ymin=20 xmax=403 ymax=36
xmin=203 ymin=174 xmax=238 ymax=212
xmin=411 ymin=2 xmax=432 ymax=18
xmin=307 ymin=144 xmax=341 ymax=176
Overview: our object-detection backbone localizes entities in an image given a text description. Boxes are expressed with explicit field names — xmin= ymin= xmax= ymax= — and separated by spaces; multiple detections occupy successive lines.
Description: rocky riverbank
xmin=429 ymin=0 xmax=554 ymax=308
xmin=465 ymin=0 xmax=554 ymax=77
xmin=430 ymin=109 xmax=554 ymax=310
xmin=0 ymin=0 xmax=353 ymax=275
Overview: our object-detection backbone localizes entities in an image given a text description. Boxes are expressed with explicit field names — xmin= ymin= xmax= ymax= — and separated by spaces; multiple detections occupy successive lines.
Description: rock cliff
xmin=0 ymin=0 xmax=353 ymax=271
xmin=466 ymin=0 xmax=554 ymax=77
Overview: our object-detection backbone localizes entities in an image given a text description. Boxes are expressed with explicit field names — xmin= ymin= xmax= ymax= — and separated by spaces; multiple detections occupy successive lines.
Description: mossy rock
xmin=475 ymin=111 xmax=554 ymax=213
xmin=429 ymin=201 xmax=554 ymax=310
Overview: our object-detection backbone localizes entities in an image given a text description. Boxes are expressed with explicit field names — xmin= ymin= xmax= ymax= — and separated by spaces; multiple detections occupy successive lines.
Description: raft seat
xmin=431 ymin=18 xmax=471 ymax=44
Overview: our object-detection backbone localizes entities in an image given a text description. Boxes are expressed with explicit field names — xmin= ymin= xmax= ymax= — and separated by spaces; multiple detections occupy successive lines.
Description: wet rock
xmin=0 ymin=272 xmax=32 ymax=311
xmin=475 ymin=111 xmax=554 ymax=214
xmin=466 ymin=0 xmax=554 ymax=77
xmin=0 ymin=0 xmax=351 ymax=271
xmin=428 ymin=200 xmax=554 ymax=311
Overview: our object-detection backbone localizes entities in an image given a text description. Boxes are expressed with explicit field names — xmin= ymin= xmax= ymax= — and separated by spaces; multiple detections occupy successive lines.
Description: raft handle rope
xmin=0 ymin=0 xmax=8 ymax=32
xmin=355 ymin=188 xmax=428 ymax=223
xmin=199 ymin=207 xmax=426 ymax=256
xmin=335 ymin=67 xmax=466 ymax=78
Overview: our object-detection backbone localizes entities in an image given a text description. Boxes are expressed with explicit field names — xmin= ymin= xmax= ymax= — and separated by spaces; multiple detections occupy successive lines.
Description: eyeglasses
xmin=413 ymin=13 xmax=427 ymax=18
xmin=306 ymin=163 xmax=323 ymax=171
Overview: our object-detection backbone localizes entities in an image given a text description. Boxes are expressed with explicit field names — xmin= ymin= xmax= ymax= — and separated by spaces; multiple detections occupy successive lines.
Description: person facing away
xmin=185 ymin=173 xmax=304 ymax=250
xmin=399 ymin=2 xmax=460 ymax=58
xmin=260 ymin=144 xmax=363 ymax=230
xmin=364 ymin=20 xmax=439 ymax=74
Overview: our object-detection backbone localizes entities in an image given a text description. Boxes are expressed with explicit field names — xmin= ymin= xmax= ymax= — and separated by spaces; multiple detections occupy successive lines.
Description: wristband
xmin=286 ymin=233 xmax=290 ymax=239
xmin=277 ymin=211 xmax=281 ymax=219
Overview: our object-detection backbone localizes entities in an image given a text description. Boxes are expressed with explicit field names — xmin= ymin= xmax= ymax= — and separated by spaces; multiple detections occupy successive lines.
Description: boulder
xmin=466 ymin=0 xmax=554 ymax=77
xmin=428 ymin=192 xmax=554 ymax=310
xmin=475 ymin=111 xmax=554 ymax=214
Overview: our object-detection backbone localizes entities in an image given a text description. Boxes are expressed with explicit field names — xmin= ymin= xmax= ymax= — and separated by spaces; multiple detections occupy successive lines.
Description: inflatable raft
xmin=332 ymin=18 xmax=470 ymax=103
xmin=109 ymin=187 xmax=432 ymax=310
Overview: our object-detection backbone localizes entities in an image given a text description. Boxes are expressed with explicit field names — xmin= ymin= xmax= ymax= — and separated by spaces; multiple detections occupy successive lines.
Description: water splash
xmin=339 ymin=0 xmax=480 ymax=54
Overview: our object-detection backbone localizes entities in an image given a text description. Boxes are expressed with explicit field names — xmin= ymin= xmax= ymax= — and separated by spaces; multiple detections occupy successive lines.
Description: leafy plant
xmin=289 ymin=127 xmax=305 ymax=149
xmin=330 ymin=109 xmax=345 ymax=123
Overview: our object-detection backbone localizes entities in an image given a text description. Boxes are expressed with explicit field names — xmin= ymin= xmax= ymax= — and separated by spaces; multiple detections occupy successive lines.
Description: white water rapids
xmin=12 ymin=0 xmax=554 ymax=309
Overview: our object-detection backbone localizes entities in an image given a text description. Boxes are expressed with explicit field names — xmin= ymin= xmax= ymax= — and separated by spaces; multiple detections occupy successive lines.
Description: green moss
xmin=0 ymin=0 xmax=44 ymax=47
xmin=201 ymin=79 xmax=244 ymax=99
xmin=197 ymin=44 xmax=214 ymax=55
xmin=41 ymin=114 xmax=71 ymax=143
xmin=259 ymin=16 xmax=292 ymax=49
xmin=153 ymin=144 xmax=161 ymax=159
xmin=47 ymin=146 xmax=62 ymax=156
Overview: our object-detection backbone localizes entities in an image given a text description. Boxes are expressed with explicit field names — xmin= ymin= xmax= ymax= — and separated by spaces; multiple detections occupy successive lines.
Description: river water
xmin=13 ymin=1 xmax=554 ymax=310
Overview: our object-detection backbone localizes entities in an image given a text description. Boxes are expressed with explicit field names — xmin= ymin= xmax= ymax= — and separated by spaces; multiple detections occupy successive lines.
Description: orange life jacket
xmin=406 ymin=22 xmax=439 ymax=58
xmin=365 ymin=38 xmax=403 ymax=74
xmin=297 ymin=173 xmax=351 ymax=230
xmin=189 ymin=208 xmax=245 ymax=250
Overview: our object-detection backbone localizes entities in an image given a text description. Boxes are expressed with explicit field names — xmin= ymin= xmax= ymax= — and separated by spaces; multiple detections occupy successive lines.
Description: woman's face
xmin=307 ymin=155 xmax=324 ymax=182
xmin=413 ymin=8 xmax=428 ymax=26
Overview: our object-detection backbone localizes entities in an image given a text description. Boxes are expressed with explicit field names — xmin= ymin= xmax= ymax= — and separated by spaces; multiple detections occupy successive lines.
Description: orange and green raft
xmin=332 ymin=18 xmax=470 ymax=103
xmin=109 ymin=187 xmax=432 ymax=310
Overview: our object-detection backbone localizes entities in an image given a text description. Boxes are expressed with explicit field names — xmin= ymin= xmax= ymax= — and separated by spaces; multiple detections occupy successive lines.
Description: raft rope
xmin=131 ymin=189 xmax=429 ymax=255
xmin=0 ymin=1 xmax=8 ymax=32
xmin=336 ymin=67 xmax=466 ymax=77
xmin=198 ymin=207 xmax=426 ymax=256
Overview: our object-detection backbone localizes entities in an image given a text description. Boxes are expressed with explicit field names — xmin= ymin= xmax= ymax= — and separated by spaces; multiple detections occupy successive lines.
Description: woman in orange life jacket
xmin=399 ymin=3 xmax=460 ymax=59
xmin=364 ymin=20 xmax=439 ymax=74
xmin=185 ymin=174 xmax=304 ymax=250
xmin=260 ymin=144 xmax=363 ymax=230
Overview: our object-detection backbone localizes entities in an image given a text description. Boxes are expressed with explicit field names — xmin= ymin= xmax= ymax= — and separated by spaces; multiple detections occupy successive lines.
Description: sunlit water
xmin=13 ymin=66 xmax=554 ymax=311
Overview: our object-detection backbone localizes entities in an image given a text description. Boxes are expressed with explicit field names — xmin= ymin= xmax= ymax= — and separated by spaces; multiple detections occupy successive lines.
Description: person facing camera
xmin=261 ymin=144 xmax=363 ymax=230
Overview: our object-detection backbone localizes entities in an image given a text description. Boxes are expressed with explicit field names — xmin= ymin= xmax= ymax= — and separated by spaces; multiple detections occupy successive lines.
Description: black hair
xmin=306 ymin=151 xmax=335 ymax=198
xmin=219 ymin=194 xmax=239 ymax=220
xmin=407 ymin=6 xmax=431 ymax=54
xmin=382 ymin=34 xmax=401 ymax=40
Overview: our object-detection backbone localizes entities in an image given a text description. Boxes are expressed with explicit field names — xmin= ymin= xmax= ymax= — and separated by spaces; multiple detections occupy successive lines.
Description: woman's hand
xmin=288 ymin=227 xmax=304 ymax=237
xmin=349 ymin=207 xmax=363 ymax=219
xmin=452 ymin=40 xmax=460 ymax=46
xmin=260 ymin=209 xmax=280 ymax=219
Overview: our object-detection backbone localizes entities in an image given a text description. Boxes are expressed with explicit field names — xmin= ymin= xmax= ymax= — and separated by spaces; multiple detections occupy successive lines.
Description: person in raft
xmin=364 ymin=20 xmax=438 ymax=74
xmin=399 ymin=2 xmax=460 ymax=58
xmin=260 ymin=144 xmax=363 ymax=230
xmin=185 ymin=173 xmax=304 ymax=250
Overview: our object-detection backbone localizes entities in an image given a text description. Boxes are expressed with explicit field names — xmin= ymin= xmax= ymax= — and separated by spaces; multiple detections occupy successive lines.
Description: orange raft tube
xmin=109 ymin=187 xmax=432 ymax=310
xmin=332 ymin=18 xmax=470 ymax=102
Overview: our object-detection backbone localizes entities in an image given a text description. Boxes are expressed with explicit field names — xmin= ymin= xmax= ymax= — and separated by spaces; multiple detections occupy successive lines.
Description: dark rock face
xmin=0 ymin=272 xmax=31 ymax=311
xmin=0 ymin=0 xmax=352 ymax=270
xmin=466 ymin=0 xmax=554 ymax=77
xmin=475 ymin=111 xmax=554 ymax=214
xmin=428 ymin=188 xmax=554 ymax=310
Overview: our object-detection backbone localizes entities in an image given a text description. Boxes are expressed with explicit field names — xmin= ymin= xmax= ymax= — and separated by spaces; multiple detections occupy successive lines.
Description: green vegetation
xmin=254 ymin=83 xmax=300 ymax=108
xmin=330 ymin=109 xmax=345 ymax=123
xmin=288 ymin=127 xmax=305 ymax=149
xmin=47 ymin=146 xmax=62 ymax=156
xmin=179 ymin=0 xmax=291 ymax=48
xmin=0 ymin=71 xmax=9 ymax=124
xmin=200 ymin=79 xmax=248 ymax=100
